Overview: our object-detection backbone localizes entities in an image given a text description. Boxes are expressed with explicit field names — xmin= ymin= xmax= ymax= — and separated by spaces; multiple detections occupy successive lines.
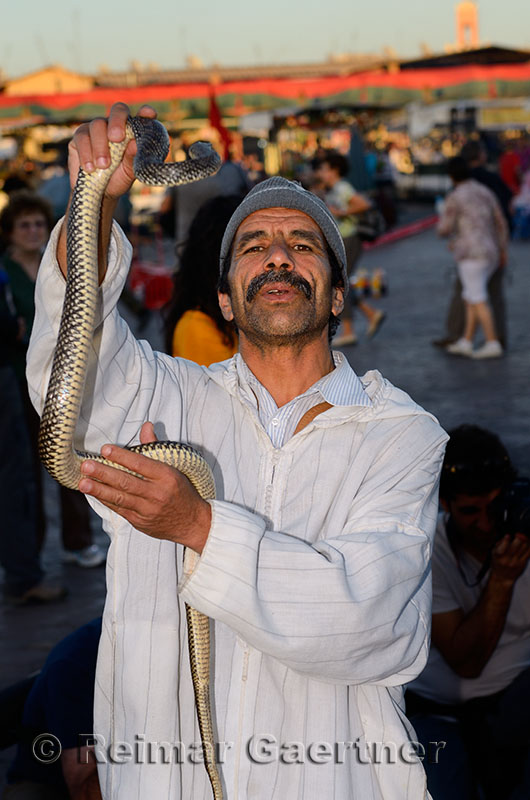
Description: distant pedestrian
xmin=315 ymin=152 xmax=385 ymax=346
xmin=0 ymin=265 xmax=65 ymax=604
xmin=437 ymin=158 xmax=508 ymax=359
xmin=512 ymin=168 xmax=530 ymax=240
xmin=242 ymin=151 xmax=266 ymax=188
xmin=499 ymin=140 xmax=522 ymax=196
xmin=432 ymin=139 xmax=512 ymax=348
xmin=0 ymin=192 xmax=105 ymax=568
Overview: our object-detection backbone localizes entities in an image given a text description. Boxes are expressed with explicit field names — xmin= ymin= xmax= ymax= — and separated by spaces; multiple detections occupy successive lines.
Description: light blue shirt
xmin=235 ymin=350 xmax=372 ymax=447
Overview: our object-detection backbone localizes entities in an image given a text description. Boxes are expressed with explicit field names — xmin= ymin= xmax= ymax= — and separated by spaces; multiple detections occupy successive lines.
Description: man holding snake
xmin=27 ymin=103 xmax=447 ymax=799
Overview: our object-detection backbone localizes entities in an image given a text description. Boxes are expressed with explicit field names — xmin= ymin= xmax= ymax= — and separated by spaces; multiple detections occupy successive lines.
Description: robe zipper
xmin=233 ymin=647 xmax=250 ymax=800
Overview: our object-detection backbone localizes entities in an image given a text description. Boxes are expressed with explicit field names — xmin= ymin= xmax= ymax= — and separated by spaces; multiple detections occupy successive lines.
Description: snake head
xmin=189 ymin=141 xmax=221 ymax=165
xmin=129 ymin=116 xmax=170 ymax=165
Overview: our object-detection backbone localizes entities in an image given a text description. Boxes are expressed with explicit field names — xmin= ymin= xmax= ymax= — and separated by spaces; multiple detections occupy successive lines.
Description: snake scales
xmin=38 ymin=116 xmax=224 ymax=799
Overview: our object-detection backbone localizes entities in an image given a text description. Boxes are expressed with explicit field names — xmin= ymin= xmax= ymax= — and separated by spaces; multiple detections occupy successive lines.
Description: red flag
xmin=208 ymin=88 xmax=231 ymax=160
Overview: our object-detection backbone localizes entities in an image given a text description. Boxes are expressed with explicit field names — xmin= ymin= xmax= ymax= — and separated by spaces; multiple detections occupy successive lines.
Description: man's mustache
xmin=246 ymin=270 xmax=312 ymax=303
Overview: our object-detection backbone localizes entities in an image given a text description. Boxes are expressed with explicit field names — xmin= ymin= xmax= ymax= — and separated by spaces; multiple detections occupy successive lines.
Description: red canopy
xmin=0 ymin=62 xmax=529 ymax=113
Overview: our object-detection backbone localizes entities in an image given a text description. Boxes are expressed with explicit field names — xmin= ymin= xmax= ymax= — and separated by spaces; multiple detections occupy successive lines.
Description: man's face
xmin=218 ymin=207 xmax=343 ymax=349
xmin=314 ymin=162 xmax=337 ymax=190
xmin=443 ymin=488 xmax=503 ymax=554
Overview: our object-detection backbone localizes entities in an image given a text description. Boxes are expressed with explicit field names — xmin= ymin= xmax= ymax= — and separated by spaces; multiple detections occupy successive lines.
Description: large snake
xmin=38 ymin=116 xmax=224 ymax=799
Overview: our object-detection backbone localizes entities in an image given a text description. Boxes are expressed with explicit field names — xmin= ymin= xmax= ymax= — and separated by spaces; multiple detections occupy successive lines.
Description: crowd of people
xmin=0 ymin=106 xmax=529 ymax=800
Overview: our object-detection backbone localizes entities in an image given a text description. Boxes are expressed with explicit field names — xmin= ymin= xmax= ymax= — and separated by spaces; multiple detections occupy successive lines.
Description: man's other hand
xmin=491 ymin=533 xmax=530 ymax=587
xmin=78 ymin=422 xmax=212 ymax=554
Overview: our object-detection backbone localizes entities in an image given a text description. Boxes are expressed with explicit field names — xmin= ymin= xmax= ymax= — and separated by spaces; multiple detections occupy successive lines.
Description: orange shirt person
xmin=172 ymin=308 xmax=236 ymax=365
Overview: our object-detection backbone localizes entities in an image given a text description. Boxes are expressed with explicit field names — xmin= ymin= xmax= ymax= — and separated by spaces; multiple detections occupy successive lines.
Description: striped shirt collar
xmin=235 ymin=350 xmax=372 ymax=410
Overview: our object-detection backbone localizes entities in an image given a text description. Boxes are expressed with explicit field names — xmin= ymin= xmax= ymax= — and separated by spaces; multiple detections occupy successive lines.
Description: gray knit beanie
xmin=219 ymin=176 xmax=347 ymax=287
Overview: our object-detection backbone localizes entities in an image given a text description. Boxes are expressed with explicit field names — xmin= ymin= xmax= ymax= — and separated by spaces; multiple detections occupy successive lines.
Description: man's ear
xmin=440 ymin=497 xmax=450 ymax=513
xmin=218 ymin=291 xmax=234 ymax=321
xmin=331 ymin=285 xmax=344 ymax=317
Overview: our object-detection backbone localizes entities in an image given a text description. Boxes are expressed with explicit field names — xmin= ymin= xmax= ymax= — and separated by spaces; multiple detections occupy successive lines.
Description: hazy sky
xmin=2 ymin=0 xmax=529 ymax=78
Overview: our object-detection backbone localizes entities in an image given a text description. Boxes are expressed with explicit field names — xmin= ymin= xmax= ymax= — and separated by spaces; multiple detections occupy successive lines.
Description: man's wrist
xmin=181 ymin=498 xmax=212 ymax=555
xmin=102 ymin=193 xmax=120 ymax=212
xmin=487 ymin=572 xmax=516 ymax=594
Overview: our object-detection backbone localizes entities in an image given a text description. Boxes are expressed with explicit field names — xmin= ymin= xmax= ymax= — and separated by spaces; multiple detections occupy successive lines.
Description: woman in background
xmin=164 ymin=194 xmax=241 ymax=366
xmin=0 ymin=192 xmax=105 ymax=569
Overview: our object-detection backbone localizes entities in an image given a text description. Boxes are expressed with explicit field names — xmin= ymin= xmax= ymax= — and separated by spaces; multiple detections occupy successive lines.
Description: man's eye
xmin=245 ymin=245 xmax=264 ymax=253
xmin=294 ymin=244 xmax=311 ymax=251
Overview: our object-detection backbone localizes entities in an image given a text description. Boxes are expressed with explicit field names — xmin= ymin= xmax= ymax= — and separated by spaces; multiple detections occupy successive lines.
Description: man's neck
xmin=239 ymin=334 xmax=335 ymax=407
xmin=462 ymin=540 xmax=491 ymax=563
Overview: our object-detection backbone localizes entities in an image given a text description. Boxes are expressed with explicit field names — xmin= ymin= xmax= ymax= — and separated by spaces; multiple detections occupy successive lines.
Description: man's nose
xmin=264 ymin=240 xmax=293 ymax=270
xmin=478 ymin=508 xmax=495 ymax=533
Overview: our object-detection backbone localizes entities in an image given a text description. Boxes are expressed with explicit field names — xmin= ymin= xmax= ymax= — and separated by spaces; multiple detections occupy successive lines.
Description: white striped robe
xmin=27 ymin=222 xmax=448 ymax=799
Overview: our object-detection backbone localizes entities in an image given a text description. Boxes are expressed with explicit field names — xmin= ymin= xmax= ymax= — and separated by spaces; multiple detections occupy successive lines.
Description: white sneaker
xmin=446 ymin=338 xmax=473 ymax=357
xmin=472 ymin=340 xmax=503 ymax=359
xmin=366 ymin=310 xmax=386 ymax=339
xmin=332 ymin=333 xmax=358 ymax=347
xmin=62 ymin=544 xmax=106 ymax=568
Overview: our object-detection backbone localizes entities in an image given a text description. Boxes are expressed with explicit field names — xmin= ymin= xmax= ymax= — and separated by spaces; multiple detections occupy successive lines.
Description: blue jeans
xmin=411 ymin=712 xmax=478 ymax=799
xmin=0 ymin=366 xmax=42 ymax=596
xmin=408 ymin=666 xmax=530 ymax=800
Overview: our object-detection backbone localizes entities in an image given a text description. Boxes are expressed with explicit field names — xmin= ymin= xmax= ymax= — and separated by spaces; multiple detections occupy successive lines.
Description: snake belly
xmin=38 ymin=117 xmax=224 ymax=799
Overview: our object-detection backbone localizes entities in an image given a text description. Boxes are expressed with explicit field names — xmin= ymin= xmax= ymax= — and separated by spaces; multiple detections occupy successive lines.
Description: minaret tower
xmin=456 ymin=1 xmax=480 ymax=49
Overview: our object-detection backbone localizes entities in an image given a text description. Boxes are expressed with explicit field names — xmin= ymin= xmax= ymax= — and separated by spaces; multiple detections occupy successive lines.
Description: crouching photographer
xmin=406 ymin=424 xmax=530 ymax=800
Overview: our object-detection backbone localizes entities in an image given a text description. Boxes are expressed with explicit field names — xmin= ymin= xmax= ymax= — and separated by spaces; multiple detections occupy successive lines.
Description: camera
xmin=492 ymin=478 xmax=530 ymax=539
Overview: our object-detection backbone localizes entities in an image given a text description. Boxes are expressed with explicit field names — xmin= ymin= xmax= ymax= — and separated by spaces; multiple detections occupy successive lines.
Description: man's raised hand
xmin=491 ymin=533 xmax=530 ymax=586
xmin=67 ymin=102 xmax=157 ymax=199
